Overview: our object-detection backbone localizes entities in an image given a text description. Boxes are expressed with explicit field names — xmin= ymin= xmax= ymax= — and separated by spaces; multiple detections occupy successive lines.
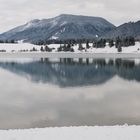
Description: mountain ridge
xmin=1 ymin=14 xmax=139 ymax=42
xmin=102 ymin=21 xmax=140 ymax=39
xmin=0 ymin=14 xmax=115 ymax=43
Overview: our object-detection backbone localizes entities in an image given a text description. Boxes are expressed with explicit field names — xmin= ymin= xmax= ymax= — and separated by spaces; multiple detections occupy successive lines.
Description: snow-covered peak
xmin=25 ymin=19 xmax=40 ymax=28
xmin=28 ymin=19 xmax=40 ymax=24
xmin=0 ymin=14 xmax=116 ymax=42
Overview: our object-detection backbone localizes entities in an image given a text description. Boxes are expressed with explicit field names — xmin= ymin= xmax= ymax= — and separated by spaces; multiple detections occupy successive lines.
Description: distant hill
xmin=0 ymin=14 xmax=115 ymax=43
xmin=102 ymin=21 xmax=140 ymax=39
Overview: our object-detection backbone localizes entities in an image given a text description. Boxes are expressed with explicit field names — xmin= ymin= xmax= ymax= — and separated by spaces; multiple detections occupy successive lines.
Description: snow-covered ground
xmin=0 ymin=42 xmax=140 ymax=59
xmin=0 ymin=42 xmax=140 ymax=53
xmin=0 ymin=42 xmax=41 ymax=52
xmin=0 ymin=126 xmax=140 ymax=140
xmin=49 ymin=42 xmax=140 ymax=53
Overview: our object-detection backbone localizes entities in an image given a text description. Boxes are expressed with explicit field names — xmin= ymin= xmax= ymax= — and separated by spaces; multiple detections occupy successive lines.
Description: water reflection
xmin=0 ymin=58 xmax=140 ymax=129
xmin=0 ymin=58 xmax=139 ymax=87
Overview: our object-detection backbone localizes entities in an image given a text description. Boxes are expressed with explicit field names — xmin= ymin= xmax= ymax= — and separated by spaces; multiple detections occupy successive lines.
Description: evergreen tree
xmin=45 ymin=45 xmax=52 ymax=52
xmin=40 ymin=46 xmax=44 ymax=52
xmin=78 ymin=43 xmax=84 ymax=51
xmin=109 ymin=39 xmax=114 ymax=47
xmin=129 ymin=37 xmax=135 ymax=46
xmin=115 ymin=37 xmax=122 ymax=48
xmin=86 ymin=41 xmax=90 ymax=49
xmin=117 ymin=45 xmax=122 ymax=52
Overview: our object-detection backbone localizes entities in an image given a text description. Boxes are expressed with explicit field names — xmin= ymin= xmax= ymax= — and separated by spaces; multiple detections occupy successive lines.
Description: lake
xmin=0 ymin=57 xmax=140 ymax=129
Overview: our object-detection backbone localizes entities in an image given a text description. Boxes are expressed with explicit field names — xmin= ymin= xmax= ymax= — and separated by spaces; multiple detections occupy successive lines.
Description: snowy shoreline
xmin=0 ymin=126 xmax=140 ymax=140
xmin=0 ymin=52 xmax=140 ymax=59
xmin=0 ymin=42 xmax=140 ymax=58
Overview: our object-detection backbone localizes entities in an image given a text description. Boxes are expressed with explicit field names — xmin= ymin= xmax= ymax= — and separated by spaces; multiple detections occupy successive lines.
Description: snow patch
xmin=49 ymin=36 xmax=59 ymax=40
xmin=96 ymin=34 xmax=99 ymax=38
xmin=0 ymin=126 xmax=140 ymax=140
xmin=61 ymin=21 xmax=67 ymax=26
xmin=50 ymin=19 xmax=58 ymax=28
xmin=0 ymin=43 xmax=41 ymax=52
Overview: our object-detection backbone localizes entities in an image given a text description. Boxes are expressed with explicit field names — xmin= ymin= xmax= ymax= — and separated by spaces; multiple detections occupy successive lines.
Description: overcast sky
xmin=0 ymin=0 xmax=139 ymax=33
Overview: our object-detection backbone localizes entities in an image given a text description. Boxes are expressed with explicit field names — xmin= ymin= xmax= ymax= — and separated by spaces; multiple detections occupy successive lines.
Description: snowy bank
xmin=0 ymin=126 xmax=140 ymax=140
xmin=1 ymin=52 xmax=140 ymax=59
xmin=0 ymin=42 xmax=140 ymax=58
xmin=0 ymin=42 xmax=41 ymax=52
xmin=0 ymin=42 xmax=140 ymax=54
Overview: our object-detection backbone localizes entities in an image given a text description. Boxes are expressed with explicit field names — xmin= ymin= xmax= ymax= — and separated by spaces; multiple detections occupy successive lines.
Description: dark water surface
xmin=0 ymin=58 xmax=140 ymax=129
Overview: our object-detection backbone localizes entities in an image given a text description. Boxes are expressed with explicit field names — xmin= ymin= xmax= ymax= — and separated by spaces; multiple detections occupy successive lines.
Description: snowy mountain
xmin=103 ymin=21 xmax=140 ymax=39
xmin=0 ymin=14 xmax=115 ymax=43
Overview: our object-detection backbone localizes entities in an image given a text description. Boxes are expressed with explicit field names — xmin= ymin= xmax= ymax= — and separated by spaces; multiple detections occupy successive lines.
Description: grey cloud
xmin=0 ymin=0 xmax=139 ymax=32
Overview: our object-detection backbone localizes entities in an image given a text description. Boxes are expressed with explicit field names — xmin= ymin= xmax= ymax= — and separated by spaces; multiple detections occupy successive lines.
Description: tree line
xmin=36 ymin=36 xmax=135 ymax=52
xmin=0 ymin=40 xmax=16 ymax=43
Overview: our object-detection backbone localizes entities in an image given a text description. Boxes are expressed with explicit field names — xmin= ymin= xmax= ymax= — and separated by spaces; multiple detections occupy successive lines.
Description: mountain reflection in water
xmin=0 ymin=58 xmax=140 ymax=129
xmin=0 ymin=58 xmax=139 ymax=87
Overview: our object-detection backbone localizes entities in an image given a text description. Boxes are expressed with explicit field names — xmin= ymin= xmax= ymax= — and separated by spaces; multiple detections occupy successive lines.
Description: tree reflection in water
xmin=0 ymin=58 xmax=139 ymax=87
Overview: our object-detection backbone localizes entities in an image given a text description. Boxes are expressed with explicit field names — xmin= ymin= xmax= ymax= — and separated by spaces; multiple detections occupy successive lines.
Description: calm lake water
xmin=0 ymin=57 xmax=140 ymax=129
